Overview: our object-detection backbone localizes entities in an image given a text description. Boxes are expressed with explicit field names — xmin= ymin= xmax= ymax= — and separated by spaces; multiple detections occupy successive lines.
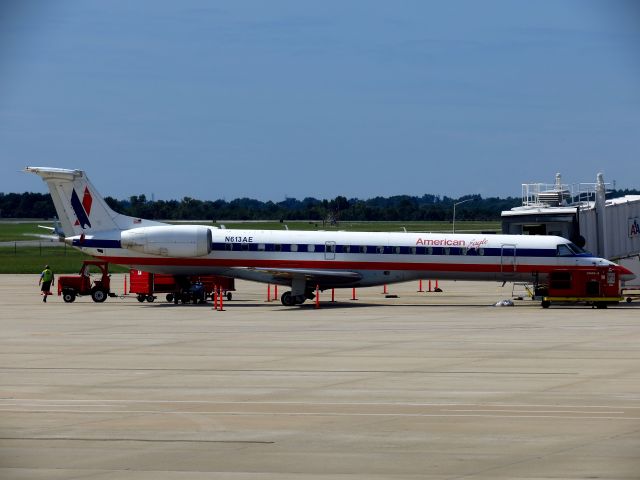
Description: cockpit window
xmin=557 ymin=242 xmax=589 ymax=256
xmin=567 ymin=242 xmax=587 ymax=254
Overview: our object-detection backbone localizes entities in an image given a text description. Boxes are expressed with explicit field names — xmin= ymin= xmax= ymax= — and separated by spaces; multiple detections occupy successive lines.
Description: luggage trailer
xmin=129 ymin=269 xmax=235 ymax=304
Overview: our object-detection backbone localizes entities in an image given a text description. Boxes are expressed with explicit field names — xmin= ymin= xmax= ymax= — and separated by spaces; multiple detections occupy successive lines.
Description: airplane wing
xmin=23 ymin=234 xmax=62 ymax=241
xmin=231 ymin=267 xmax=362 ymax=285
xmin=22 ymin=225 xmax=65 ymax=242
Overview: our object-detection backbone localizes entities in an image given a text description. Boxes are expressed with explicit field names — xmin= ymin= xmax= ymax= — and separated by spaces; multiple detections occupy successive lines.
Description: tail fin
xmin=25 ymin=167 xmax=163 ymax=237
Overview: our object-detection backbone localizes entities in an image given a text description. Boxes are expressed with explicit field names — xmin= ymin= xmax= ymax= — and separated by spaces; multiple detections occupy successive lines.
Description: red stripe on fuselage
xmin=98 ymin=255 xmax=591 ymax=274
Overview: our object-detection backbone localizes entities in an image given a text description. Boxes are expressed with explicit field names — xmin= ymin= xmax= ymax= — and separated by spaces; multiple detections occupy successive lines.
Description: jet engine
xmin=120 ymin=225 xmax=212 ymax=258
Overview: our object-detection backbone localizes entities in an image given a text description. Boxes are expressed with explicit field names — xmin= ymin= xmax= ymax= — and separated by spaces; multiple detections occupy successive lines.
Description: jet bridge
xmin=502 ymin=173 xmax=640 ymax=291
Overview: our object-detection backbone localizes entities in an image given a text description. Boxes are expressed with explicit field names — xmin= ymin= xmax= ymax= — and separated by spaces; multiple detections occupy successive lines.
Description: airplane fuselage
xmin=69 ymin=228 xmax=612 ymax=287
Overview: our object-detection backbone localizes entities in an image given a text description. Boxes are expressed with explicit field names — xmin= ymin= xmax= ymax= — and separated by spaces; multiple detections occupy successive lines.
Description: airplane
xmin=27 ymin=219 xmax=65 ymax=242
xmin=26 ymin=166 xmax=635 ymax=306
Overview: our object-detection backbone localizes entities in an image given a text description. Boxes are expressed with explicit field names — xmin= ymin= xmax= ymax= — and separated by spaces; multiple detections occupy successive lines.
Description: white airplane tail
xmin=25 ymin=167 xmax=163 ymax=237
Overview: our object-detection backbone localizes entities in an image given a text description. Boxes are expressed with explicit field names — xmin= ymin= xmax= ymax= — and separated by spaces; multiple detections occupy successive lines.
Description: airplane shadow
xmin=144 ymin=300 xmax=508 ymax=310
xmin=136 ymin=299 xmax=640 ymax=311
xmin=294 ymin=302 xmax=512 ymax=310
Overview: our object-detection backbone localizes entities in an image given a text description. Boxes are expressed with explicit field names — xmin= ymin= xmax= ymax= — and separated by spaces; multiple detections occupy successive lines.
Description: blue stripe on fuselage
xmin=72 ymin=239 xmax=121 ymax=248
xmin=211 ymin=242 xmax=565 ymax=258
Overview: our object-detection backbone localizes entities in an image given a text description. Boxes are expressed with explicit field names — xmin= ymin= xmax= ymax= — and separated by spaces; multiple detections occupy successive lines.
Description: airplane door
xmin=325 ymin=241 xmax=336 ymax=260
xmin=501 ymin=244 xmax=517 ymax=275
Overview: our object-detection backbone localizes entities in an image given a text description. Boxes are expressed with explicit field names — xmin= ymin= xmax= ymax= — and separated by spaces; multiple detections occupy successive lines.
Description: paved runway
xmin=1 ymin=275 xmax=639 ymax=479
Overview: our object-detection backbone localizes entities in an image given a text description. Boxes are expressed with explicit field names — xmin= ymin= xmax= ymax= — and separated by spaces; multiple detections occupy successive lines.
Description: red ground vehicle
xmin=536 ymin=266 xmax=623 ymax=308
xmin=129 ymin=270 xmax=235 ymax=304
xmin=58 ymin=260 xmax=116 ymax=303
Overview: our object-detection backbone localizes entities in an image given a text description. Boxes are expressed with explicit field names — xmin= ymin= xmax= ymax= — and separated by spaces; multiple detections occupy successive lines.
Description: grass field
xmin=0 ymin=245 xmax=129 ymax=275
xmin=0 ymin=220 xmax=501 ymax=274
xmin=174 ymin=220 xmax=501 ymax=233
xmin=0 ymin=221 xmax=54 ymax=242
xmin=0 ymin=219 xmax=501 ymax=239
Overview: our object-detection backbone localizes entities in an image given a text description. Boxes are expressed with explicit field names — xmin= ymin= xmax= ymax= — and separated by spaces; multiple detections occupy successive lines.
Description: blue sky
xmin=1 ymin=0 xmax=639 ymax=201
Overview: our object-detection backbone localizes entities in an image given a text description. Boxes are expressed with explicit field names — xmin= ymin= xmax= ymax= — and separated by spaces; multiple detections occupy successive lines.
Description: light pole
xmin=452 ymin=199 xmax=473 ymax=233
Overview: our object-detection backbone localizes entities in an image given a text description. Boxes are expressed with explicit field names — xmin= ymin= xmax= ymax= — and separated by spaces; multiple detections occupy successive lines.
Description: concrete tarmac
xmin=1 ymin=275 xmax=639 ymax=479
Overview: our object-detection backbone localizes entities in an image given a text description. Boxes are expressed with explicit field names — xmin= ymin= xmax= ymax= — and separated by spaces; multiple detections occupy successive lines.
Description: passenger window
xmin=258 ymin=243 xmax=266 ymax=251
xmin=410 ymin=247 xmax=417 ymax=255
xmin=376 ymin=246 xmax=384 ymax=254
xmin=225 ymin=244 xmax=233 ymax=251
xmin=274 ymin=244 xmax=282 ymax=252
xmin=394 ymin=246 xmax=401 ymax=254
xmin=344 ymin=245 xmax=351 ymax=254
xmin=241 ymin=244 xmax=249 ymax=251
xmin=291 ymin=244 xmax=298 ymax=252
xmin=443 ymin=247 xmax=450 ymax=255
xmin=425 ymin=247 xmax=433 ymax=255
xmin=478 ymin=248 xmax=485 ymax=256
xmin=307 ymin=244 xmax=315 ymax=252
xmin=360 ymin=245 xmax=367 ymax=254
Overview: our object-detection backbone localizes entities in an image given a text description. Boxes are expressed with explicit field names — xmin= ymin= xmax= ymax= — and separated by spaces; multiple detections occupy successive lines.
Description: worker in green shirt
xmin=39 ymin=265 xmax=54 ymax=303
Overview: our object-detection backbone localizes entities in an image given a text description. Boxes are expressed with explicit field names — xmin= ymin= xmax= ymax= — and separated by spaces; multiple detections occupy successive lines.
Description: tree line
xmin=1 ymin=189 xmax=638 ymax=222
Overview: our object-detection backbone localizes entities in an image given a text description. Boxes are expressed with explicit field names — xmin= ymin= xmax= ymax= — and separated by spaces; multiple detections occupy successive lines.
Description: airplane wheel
xmin=294 ymin=295 xmax=306 ymax=305
xmin=541 ymin=300 xmax=550 ymax=309
xmin=91 ymin=287 xmax=107 ymax=303
xmin=136 ymin=294 xmax=145 ymax=303
xmin=62 ymin=290 xmax=76 ymax=303
xmin=146 ymin=295 xmax=155 ymax=303
xmin=281 ymin=291 xmax=294 ymax=306
xmin=166 ymin=294 xmax=174 ymax=302
xmin=226 ymin=292 xmax=232 ymax=301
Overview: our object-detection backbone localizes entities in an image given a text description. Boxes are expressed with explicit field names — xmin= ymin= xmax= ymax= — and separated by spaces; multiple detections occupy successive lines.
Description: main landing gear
xmin=280 ymin=290 xmax=316 ymax=306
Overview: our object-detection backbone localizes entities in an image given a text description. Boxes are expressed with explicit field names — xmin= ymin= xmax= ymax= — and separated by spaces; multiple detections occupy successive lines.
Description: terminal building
xmin=501 ymin=173 xmax=640 ymax=288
